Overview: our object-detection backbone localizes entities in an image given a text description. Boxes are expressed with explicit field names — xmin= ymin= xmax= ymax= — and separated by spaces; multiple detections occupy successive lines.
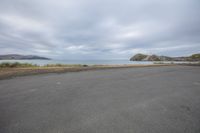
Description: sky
xmin=0 ymin=0 xmax=200 ymax=59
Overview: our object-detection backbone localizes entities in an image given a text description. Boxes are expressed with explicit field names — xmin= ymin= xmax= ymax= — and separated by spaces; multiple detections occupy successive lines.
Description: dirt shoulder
xmin=0 ymin=64 xmax=174 ymax=80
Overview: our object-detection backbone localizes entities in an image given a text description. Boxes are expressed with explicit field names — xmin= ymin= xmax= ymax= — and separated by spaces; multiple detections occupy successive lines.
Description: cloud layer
xmin=0 ymin=0 xmax=200 ymax=59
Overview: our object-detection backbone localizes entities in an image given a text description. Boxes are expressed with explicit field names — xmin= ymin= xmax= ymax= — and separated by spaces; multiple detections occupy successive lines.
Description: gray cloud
xmin=0 ymin=0 xmax=199 ymax=59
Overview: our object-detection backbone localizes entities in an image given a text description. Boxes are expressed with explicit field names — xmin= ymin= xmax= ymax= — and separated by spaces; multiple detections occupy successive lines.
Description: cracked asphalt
xmin=0 ymin=66 xmax=200 ymax=133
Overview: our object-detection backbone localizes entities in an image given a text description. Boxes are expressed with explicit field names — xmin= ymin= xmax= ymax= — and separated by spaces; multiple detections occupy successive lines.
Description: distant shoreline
xmin=0 ymin=59 xmax=154 ymax=66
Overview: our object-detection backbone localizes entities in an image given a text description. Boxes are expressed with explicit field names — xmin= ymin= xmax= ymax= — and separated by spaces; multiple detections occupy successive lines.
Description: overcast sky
xmin=0 ymin=0 xmax=199 ymax=59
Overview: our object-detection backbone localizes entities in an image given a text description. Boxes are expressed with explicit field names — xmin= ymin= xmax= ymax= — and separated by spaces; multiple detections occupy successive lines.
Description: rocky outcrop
xmin=130 ymin=54 xmax=161 ymax=61
xmin=130 ymin=54 xmax=147 ymax=61
xmin=130 ymin=53 xmax=200 ymax=61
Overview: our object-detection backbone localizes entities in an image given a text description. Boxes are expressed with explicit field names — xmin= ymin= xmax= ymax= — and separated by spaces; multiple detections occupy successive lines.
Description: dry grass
xmin=0 ymin=63 xmax=173 ymax=80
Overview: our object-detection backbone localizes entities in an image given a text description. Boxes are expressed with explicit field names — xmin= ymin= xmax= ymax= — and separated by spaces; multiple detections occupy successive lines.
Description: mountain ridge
xmin=0 ymin=54 xmax=50 ymax=60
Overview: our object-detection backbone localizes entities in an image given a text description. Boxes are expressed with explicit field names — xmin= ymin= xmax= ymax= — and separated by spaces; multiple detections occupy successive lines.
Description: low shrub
xmin=0 ymin=62 xmax=37 ymax=68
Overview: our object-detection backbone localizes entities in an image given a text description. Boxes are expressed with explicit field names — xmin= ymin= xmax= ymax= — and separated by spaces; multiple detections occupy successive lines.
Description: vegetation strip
xmin=0 ymin=63 xmax=173 ymax=80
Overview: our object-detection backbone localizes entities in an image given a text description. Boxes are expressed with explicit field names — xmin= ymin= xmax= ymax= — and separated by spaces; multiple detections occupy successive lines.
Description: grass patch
xmin=0 ymin=62 xmax=89 ymax=68
xmin=0 ymin=62 xmax=38 ymax=68
xmin=44 ymin=64 xmax=88 ymax=67
xmin=153 ymin=61 xmax=174 ymax=64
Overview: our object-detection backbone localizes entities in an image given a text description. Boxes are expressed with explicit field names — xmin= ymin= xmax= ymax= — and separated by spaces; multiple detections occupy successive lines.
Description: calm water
xmin=0 ymin=60 xmax=153 ymax=66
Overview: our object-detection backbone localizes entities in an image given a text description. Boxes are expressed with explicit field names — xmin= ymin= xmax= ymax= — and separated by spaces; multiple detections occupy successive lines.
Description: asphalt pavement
xmin=0 ymin=66 xmax=200 ymax=133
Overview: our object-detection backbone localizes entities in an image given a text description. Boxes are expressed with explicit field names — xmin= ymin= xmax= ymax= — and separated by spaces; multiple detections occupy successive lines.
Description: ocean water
xmin=0 ymin=59 xmax=153 ymax=66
